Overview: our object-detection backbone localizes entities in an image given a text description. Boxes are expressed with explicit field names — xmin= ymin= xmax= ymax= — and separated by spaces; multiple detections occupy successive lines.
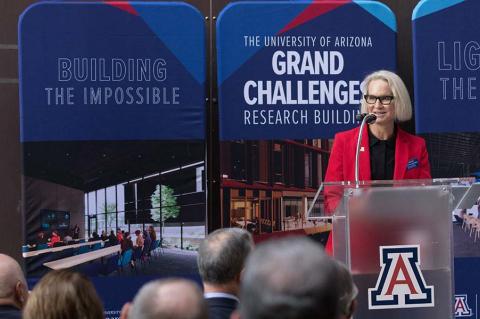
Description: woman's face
xmin=366 ymin=79 xmax=396 ymax=126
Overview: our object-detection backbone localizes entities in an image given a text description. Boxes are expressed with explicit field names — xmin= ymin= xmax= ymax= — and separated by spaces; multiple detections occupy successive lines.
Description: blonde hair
xmin=23 ymin=270 xmax=104 ymax=319
xmin=360 ymin=70 xmax=412 ymax=122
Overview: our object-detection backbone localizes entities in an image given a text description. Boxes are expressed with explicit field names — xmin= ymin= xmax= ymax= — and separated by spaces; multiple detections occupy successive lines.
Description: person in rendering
xmin=148 ymin=225 xmax=157 ymax=241
xmin=72 ymin=224 xmax=80 ymax=239
xmin=147 ymin=226 xmax=157 ymax=257
xmin=117 ymin=228 xmax=124 ymax=242
xmin=142 ymin=230 xmax=152 ymax=257
xmin=121 ymin=232 xmax=135 ymax=268
xmin=120 ymin=278 xmax=208 ymax=319
xmin=23 ymin=270 xmax=104 ymax=319
xmin=35 ymin=231 xmax=48 ymax=247
xmin=108 ymin=230 xmax=118 ymax=245
xmin=197 ymin=228 xmax=254 ymax=319
xmin=63 ymin=231 xmax=73 ymax=244
xmin=335 ymin=261 xmax=358 ymax=319
xmin=0 ymin=254 xmax=29 ymax=318
xmin=121 ymin=232 xmax=134 ymax=254
xmin=134 ymin=230 xmax=144 ymax=250
xmin=48 ymin=230 xmax=61 ymax=247
xmin=235 ymin=237 xmax=339 ymax=319
xmin=89 ymin=231 xmax=100 ymax=242
xmin=323 ymin=70 xmax=432 ymax=252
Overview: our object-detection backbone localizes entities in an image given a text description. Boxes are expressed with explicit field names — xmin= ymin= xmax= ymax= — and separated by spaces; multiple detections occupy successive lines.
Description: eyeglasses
xmin=364 ymin=95 xmax=394 ymax=105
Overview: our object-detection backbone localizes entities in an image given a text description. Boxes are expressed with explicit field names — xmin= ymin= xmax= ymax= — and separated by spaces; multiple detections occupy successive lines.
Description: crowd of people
xmin=2 ymin=227 xmax=358 ymax=319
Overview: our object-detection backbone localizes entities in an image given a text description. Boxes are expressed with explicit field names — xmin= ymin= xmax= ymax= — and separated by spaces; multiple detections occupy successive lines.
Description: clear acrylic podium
xmin=325 ymin=180 xmax=454 ymax=319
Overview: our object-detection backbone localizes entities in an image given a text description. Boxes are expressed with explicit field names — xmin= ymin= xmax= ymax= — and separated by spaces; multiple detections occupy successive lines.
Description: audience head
xmin=0 ymin=254 xmax=28 ymax=310
xmin=335 ymin=261 xmax=358 ymax=319
xmin=135 ymin=230 xmax=141 ymax=236
xmin=197 ymin=228 xmax=253 ymax=290
xmin=239 ymin=237 xmax=339 ymax=319
xmin=23 ymin=270 xmax=104 ymax=319
xmin=123 ymin=278 xmax=207 ymax=319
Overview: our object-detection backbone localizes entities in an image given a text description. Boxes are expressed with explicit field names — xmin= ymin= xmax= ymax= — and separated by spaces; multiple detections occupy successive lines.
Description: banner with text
xmin=413 ymin=0 xmax=480 ymax=134
xmin=19 ymin=3 xmax=206 ymax=318
xmin=20 ymin=1 xmax=205 ymax=141
xmin=217 ymin=1 xmax=397 ymax=140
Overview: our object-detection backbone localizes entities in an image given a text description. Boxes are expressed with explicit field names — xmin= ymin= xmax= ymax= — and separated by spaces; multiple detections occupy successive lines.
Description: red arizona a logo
xmin=368 ymin=245 xmax=434 ymax=309
xmin=455 ymin=294 xmax=473 ymax=317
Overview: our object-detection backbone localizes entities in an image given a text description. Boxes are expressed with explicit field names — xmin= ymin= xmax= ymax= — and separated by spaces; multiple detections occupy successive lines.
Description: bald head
xmin=0 ymin=254 xmax=28 ymax=309
xmin=128 ymin=279 xmax=207 ymax=319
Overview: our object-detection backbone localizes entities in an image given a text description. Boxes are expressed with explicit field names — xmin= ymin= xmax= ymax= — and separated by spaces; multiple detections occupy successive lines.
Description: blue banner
xmin=217 ymin=1 xmax=396 ymax=140
xmin=19 ymin=2 xmax=205 ymax=141
xmin=454 ymin=257 xmax=480 ymax=318
xmin=413 ymin=0 xmax=480 ymax=134
xmin=19 ymin=2 xmax=207 ymax=316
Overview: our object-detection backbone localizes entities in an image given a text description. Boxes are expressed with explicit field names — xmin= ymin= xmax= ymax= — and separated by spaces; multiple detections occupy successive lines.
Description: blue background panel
xmin=19 ymin=2 xmax=206 ymax=142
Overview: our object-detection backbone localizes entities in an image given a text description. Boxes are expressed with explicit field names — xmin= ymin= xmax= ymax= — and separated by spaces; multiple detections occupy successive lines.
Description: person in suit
xmin=120 ymin=279 xmax=207 ymax=319
xmin=0 ymin=254 xmax=29 ymax=319
xmin=197 ymin=228 xmax=254 ymax=319
xmin=323 ymin=70 xmax=432 ymax=253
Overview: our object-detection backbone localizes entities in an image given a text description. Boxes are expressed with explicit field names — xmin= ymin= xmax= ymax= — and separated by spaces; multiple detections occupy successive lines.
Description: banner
xmin=217 ymin=1 xmax=396 ymax=140
xmin=413 ymin=0 xmax=479 ymax=134
xmin=216 ymin=1 xmax=396 ymax=241
xmin=20 ymin=1 xmax=205 ymax=141
xmin=19 ymin=2 xmax=206 ymax=316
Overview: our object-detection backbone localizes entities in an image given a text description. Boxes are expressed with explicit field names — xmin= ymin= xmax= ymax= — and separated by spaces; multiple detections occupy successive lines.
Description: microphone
xmin=354 ymin=113 xmax=377 ymax=185
xmin=356 ymin=113 xmax=377 ymax=124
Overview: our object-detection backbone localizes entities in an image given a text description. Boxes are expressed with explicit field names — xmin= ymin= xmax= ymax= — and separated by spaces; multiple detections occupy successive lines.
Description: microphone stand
xmin=355 ymin=114 xmax=376 ymax=186
xmin=307 ymin=113 xmax=375 ymax=218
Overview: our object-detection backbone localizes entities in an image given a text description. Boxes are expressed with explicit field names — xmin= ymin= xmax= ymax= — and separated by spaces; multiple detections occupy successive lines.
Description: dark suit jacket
xmin=206 ymin=297 xmax=238 ymax=319
xmin=0 ymin=305 xmax=22 ymax=319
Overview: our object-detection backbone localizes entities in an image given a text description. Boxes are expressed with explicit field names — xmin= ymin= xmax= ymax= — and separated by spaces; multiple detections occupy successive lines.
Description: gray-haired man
xmin=197 ymin=228 xmax=254 ymax=319
xmin=237 ymin=237 xmax=340 ymax=319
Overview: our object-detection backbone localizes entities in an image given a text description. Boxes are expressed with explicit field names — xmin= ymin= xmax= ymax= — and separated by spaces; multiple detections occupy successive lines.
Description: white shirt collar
xmin=204 ymin=292 xmax=239 ymax=303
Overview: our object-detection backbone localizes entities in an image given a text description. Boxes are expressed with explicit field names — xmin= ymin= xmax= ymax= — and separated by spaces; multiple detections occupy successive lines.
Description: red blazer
xmin=325 ymin=125 xmax=431 ymax=182
xmin=324 ymin=125 xmax=431 ymax=254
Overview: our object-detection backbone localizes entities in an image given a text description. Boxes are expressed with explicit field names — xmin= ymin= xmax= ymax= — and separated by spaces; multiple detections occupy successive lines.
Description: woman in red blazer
xmin=324 ymin=70 xmax=431 ymax=254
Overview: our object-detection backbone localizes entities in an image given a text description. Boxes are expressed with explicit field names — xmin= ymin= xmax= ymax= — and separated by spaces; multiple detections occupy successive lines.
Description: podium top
xmin=323 ymin=177 xmax=474 ymax=188
xmin=316 ymin=178 xmax=476 ymax=217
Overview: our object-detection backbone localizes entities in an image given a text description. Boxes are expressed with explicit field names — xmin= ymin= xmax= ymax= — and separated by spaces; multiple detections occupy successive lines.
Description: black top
xmin=0 ymin=305 xmax=22 ymax=319
xmin=368 ymin=127 xmax=396 ymax=180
